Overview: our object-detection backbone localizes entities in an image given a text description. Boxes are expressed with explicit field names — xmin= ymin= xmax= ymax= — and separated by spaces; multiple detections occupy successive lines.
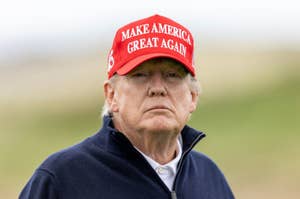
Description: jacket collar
xmin=93 ymin=116 xmax=205 ymax=155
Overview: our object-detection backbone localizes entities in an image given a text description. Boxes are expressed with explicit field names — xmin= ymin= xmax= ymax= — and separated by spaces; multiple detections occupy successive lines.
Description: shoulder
xmin=188 ymin=150 xmax=226 ymax=176
xmin=189 ymin=150 xmax=216 ymax=164
xmin=187 ymin=150 xmax=235 ymax=197
xmin=38 ymin=136 xmax=102 ymax=174
xmin=19 ymin=168 xmax=59 ymax=199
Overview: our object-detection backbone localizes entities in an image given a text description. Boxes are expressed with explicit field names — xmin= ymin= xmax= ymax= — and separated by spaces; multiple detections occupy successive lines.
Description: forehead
xmin=131 ymin=57 xmax=188 ymax=73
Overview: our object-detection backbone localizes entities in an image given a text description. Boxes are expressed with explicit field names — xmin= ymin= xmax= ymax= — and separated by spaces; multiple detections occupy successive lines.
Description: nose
xmin=147 ymin=73 xmax=167 ymax=97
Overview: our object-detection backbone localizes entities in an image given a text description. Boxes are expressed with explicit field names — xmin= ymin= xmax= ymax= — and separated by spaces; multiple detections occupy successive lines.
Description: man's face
xmin=105 ymin=58 xmax=198 ymax=135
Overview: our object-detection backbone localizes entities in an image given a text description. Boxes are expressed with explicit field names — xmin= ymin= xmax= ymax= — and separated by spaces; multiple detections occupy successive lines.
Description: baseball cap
xmin=107 ymin=14 xmax=195 ymax=79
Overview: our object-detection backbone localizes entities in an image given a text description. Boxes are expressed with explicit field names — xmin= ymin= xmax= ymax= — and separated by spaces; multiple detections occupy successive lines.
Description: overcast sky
xmin=1 ymin=0 xmax=300 ymax=61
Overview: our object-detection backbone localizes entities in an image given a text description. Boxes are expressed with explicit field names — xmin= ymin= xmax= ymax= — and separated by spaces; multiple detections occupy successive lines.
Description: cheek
xmin=115 ymin=89 xmax=143 ymax=114
xmin=175 ymin=90 xmax=194 ymax=113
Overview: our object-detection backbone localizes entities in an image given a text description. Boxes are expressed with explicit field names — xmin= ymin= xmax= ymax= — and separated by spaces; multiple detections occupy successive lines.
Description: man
xmin=20 ymin=14 xmax=234 ymax=199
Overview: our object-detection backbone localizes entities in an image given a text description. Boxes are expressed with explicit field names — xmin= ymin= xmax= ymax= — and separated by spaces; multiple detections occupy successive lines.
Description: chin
xmin=143 ymin=116 xmax=179 ymax=133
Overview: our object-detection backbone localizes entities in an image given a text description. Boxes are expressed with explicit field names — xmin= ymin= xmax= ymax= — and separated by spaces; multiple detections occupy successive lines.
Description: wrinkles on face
xmin=110 ymin=58 xmax=196 ymax=135
xmin=104 ymin=58 xmax=198 ymax=164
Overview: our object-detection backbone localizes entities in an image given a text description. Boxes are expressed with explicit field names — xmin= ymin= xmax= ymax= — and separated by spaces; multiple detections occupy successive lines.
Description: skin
xmin=104 ymin=58 xmax=198 ymax=164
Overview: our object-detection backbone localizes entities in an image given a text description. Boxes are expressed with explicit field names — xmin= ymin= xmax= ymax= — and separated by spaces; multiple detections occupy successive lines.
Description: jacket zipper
xmin=170 ymin=133 xmax=206 ymax=199
xmin=171 ymin=191 xmax=177 ymax=199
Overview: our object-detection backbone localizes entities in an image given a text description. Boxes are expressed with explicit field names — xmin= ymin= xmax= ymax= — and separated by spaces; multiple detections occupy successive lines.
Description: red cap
xmin=107 ymin=14 xmax=195 ymax=79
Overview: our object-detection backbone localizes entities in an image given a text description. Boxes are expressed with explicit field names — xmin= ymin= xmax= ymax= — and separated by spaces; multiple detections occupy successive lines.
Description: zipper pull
xmin=171 ymin=191 xmax=177 ymax=199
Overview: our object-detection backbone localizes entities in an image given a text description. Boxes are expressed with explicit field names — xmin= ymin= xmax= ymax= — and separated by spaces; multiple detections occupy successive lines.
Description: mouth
xmin=146 ymin=105 xmax=172 ymax=112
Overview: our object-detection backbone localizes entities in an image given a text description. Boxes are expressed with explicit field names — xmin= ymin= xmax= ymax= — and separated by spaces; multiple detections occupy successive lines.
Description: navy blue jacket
xmin=20 ymin=116 xmax=234 ymax=199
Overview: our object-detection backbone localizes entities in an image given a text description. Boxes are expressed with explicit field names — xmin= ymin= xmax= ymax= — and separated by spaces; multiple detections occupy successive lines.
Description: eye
xmin=132 ymin=72 xmax=148 ymax=77
xmin=165 ymin=72 xmax=181 ymax=78
xmin=128 ymin=72 xmax=149 ymax=79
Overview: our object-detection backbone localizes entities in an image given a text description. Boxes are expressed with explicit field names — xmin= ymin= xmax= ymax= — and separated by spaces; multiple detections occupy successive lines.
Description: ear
xmin=104 ymin=81 xmax=119 ymax=112
xmin=189 ymin=90 xmax=199 ymax=113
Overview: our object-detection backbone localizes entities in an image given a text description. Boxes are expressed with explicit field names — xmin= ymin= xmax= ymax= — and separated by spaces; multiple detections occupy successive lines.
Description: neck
xmin=112 ymin=117 xmax=181 ymax=164
xmin=131 ymin=133 xmax=179 ymax=164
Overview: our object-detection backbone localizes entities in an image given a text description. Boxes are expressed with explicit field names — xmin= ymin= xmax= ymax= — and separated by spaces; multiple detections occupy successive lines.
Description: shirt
xmin=135 ymin=139 xmax=182 ymax=190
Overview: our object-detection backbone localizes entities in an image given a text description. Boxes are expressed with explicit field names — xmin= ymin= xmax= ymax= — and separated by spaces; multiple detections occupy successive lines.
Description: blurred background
xmin=1 ymin=0 xmax=299 ymax=198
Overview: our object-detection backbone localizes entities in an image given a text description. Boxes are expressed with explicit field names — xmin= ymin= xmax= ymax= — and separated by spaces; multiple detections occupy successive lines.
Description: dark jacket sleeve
xmin=19 ymin=169 xmax=58 ymax=199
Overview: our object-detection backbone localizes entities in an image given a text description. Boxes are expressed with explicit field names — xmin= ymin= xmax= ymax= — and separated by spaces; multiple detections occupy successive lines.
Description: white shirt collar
xmin=135 ymin=138 xmax=182 ymax=190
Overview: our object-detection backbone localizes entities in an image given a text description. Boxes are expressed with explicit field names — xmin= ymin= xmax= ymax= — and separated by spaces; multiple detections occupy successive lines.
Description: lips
xmin=146 ymin=105 xmax=172 ymax=112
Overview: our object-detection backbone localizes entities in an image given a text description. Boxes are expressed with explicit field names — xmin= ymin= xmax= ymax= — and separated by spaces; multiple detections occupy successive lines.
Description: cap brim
xmin=116 ymin=53 xmax=195 ymax=76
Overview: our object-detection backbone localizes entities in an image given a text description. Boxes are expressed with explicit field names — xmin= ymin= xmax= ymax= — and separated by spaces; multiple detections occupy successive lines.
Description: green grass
xmin=0 ymin=77 xmax=299 ymax=198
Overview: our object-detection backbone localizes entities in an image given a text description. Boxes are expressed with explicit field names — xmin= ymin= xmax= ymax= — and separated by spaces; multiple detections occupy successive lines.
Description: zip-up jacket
xmin=20 ymin=116 xmax=234 ymax=199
